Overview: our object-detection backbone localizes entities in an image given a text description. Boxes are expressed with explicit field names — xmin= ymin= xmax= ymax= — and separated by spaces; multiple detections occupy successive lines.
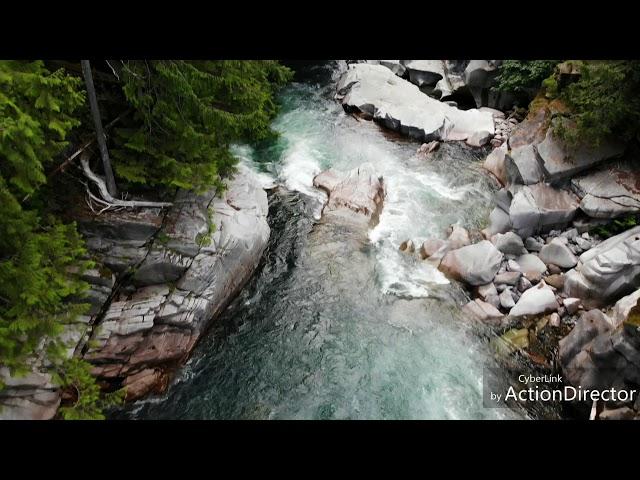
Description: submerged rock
xmin=313 ymin=163 xmax=385 ymax=224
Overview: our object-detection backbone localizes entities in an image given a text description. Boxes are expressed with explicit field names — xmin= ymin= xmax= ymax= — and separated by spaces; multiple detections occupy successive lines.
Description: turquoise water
xmin=124 ymin=62 xmax=521 ymax=420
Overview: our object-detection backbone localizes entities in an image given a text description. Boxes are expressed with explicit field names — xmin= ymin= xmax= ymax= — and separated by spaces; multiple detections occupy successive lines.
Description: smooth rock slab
xmin=336 ymin=64 xmax=494 ymax=143
xmin=439 ymin=240 xmax=503 ymax=286
xmin=572 ymin=160 xmax=640 ymax=219
xmin=536 ymin=120 xmax=625 ymax=184
xmin=564 ymin=226 xmax=640 ymax=308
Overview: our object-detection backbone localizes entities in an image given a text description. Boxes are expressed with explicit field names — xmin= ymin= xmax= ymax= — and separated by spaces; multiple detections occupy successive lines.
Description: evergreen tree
xmin=111 ymin=60 xmax=293 ymax=191
xmin=0 ymin=60 xmax=121 ymax=419
xmin=0 ymin=60 xmax=89 ymax=374
xmin=557 ymin=60 xmax=640 ymax=145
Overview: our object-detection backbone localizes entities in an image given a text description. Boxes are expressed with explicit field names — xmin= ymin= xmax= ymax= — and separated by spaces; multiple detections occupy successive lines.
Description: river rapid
xmin=121 ymin=62 xmax=528 ymax=420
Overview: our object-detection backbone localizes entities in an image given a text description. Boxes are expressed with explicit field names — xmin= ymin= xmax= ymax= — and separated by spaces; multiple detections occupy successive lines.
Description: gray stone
xmin=509 ymin=282 xmax=559 ymax=318
xmin=572 ymin=159 xmax=640 ymax=219
xmin=466 ymin=130 xmax=493 ymax=148
xmin=494 ymin=271 xmax=521 ymax=286
xmin=536 ymin=119 xmax=625 ymax=184
xmin=447 ymin=225 xmax=471 ymax=250
xmin=491 ymin=231 xmax=526 ymax=255
xmin=463 ymin=299 xmax=505 ymax=326
xmin=574 ymin=237 xmax=592 ymax=251
xmin=336 ymin=64 xmax=494 ymax=143
xmin=525 ymin=236 xmax=544 ymax=252
xmin=563 ymin=297 xmax=582 ymax=315
xmin=402 ymin=60 xmax=445 ymax=87
xmin=507 ymin=259 xmax=521 ymax=272
xmin=476 ymin=282 xmax=498 ymax=300
xmin=509 ymin=183 xmax=580 ymax=238
xmin=550 ymin=313 xmax=561 ymax=327
xmin=314 ymin=163 xmax=385 ymax=221
xmin=419 ymin=238 xmax=448 ymax=259
xmin=518 ymin=275 xmax=533 ymax=293
xmin=439 ymin=240 xmax=503 ymax=286
xmin=564 ymin=226 xmax=640 ymax=308
xmin=516 ymin=253 xmax=547 ymax=277
xmin=539 ymin=238 xmax=579 ymax=269
xmin=500 ymin=288 xmax=516 ymax=309
xmin=504 ymin=144 xmax=546 ymax=186
xmin=485 ymin=294 xmax=501 ymax=309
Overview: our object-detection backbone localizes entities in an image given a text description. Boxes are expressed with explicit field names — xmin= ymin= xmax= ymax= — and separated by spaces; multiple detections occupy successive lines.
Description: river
xmin=120 ymin=61 xmax=526 ymax=420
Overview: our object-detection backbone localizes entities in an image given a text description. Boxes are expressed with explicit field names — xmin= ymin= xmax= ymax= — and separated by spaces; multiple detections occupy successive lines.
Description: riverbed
xmin=120 ymin=62 xmax=525 ymax=420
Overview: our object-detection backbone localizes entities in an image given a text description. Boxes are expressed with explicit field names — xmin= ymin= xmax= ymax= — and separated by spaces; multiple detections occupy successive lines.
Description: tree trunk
xmin=81 ymin=60 xmax=118 ymax=197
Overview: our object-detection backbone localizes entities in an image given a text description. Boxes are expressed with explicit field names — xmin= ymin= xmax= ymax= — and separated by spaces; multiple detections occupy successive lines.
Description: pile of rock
xmin=400 ymin=224 xmax=605 ymax=327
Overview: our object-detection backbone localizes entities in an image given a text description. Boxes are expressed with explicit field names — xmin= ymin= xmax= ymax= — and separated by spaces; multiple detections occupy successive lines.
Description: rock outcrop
xmin=571 ymin=159 xmax=640 ymax=219
xmin=336 ymin=64 xmax=494 ymax=145
xmin=564 ymin=226 xmax=640 ymax=308
xmin=0 ymin=169 xmax=271 ymax=419
xmin=313 ymin=163 xmax=385 ymax=226
xmin=559 ymin=294 xmax=640 ymax=406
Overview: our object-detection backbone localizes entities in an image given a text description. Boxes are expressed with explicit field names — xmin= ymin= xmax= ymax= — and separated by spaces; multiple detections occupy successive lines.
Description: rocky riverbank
xmin=349 ymin=60 xmax=640 ymax=419
xmin=0 ymin=167 xmax=270 ymax=419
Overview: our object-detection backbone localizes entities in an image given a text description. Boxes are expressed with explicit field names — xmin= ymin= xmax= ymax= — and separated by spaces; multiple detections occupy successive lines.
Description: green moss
xmin=590 ymin=213 xmax=639 ymax=239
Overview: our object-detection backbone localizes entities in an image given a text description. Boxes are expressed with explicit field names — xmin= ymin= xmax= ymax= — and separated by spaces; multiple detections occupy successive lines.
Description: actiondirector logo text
xmin=483 ymin=368 xmax=638 ymax=408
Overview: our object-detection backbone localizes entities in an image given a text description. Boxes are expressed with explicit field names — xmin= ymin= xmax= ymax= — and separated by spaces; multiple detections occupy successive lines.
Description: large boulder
xmin=402 ymin=60 xmax=445 ymax=87
xmin=509 ymin=183 xmax=580 ymax=238
xmin=504 ymin=144 xmax=546 ymax=186
xmin=336 ymin=64 xmax=494 ymax=144
xmin=572 ymin=159 xmax=640 ymax=219
xmin=535 ymin=119 xmax=625 ymax=185
xmin=447 ymin=225 xmax=471 ymax=250
xmin=508 ymin=281 xmax=559 ymax=318
xmin=559 ymin=303 xmax=640 ymax=396
xmin=313 ymin=163 xmax=385 ymax=223
xmin=439 ymin=240 xmax=503 ymax=286
xmin=564 ymin=226 xmax=640 ymax=308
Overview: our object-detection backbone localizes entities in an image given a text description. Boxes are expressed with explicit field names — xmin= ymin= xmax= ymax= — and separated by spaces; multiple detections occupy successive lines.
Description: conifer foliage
xmin=112 ymin=60 xmax=293 ymax=191
xmin=0 ymin=60 xmax=90 ymax=376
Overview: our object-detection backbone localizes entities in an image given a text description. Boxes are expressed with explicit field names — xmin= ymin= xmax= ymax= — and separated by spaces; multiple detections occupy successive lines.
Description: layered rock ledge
xmin=0 ymin=169 xmax=270 ymax=419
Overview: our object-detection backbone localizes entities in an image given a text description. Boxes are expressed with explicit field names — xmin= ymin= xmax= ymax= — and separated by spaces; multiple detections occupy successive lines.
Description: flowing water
xmin=122 ymin=62 xmax=525 ymax=420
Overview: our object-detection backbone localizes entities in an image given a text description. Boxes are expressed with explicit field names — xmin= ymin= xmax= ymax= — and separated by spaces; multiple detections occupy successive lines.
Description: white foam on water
xmin=230 ymin=144 xmax=277 ymax=189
